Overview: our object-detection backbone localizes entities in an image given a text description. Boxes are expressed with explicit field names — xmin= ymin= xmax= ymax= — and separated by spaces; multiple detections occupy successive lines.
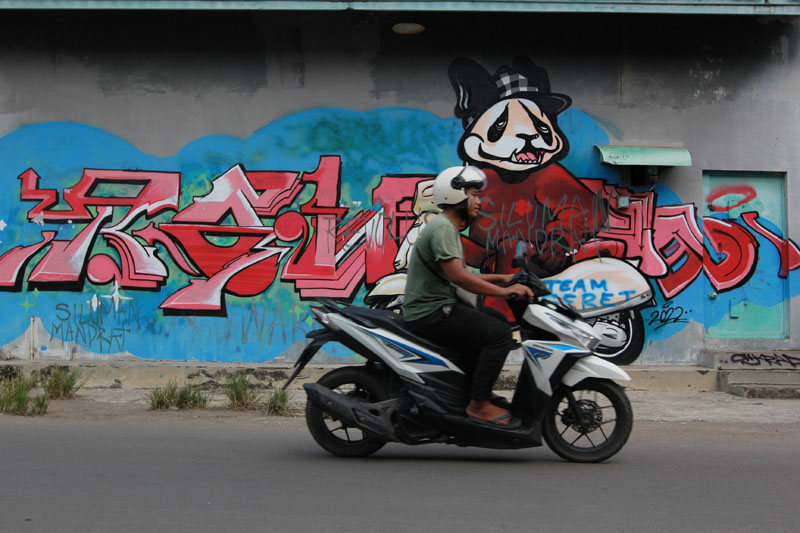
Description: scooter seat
xmin=337 ymin=306 xmax=462 ymax=361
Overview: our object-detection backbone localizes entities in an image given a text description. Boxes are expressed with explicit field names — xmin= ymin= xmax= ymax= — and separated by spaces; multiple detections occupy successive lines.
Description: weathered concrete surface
xmin=2 ymin=10 xmax=800 ymax=368
xmin=1 ymin=359 xmax=719 ymax=392
xmin=624 ymin=365 xmax=717 ymax=392
xmin=10 ymin=358 xmax=800 ymax=400
xmin=703 ymin=350 xmax=800 ymax=370
xmin=3 ymin=360 xmax=797 ymax=423
xmin=725 ymin=384 xmax=800 ymax=399
xmin=9 ymin=384 xmax=800 ymax=426
xmin=703 ymin=350 xmax=800 ymax=397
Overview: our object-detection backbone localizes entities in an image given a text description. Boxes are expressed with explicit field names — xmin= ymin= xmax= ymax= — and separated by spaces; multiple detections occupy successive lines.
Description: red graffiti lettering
xmin=13 ymin=168 xmax=181 ymax=290
xmin=0 ymin=231 xmax=56 ymax=289
xmin=370 ymin=176 xmax=428 ymax=283
xmin=133 ymin=223 xmax=201 ymax=277
xmin=28 ymin=207 xmax=113 ymax=286
xmin=20 ymin=168 xmax=179 ymax=223
xmin=706 ymin=185 xmax=756 ymax=212
xmin=172 ymin=165 xmax=302 ymax=224
xmin=18 ymin=169 xmax=58 ymax=219
xmin=277 ymin=157 xmax=355 ymax=297
xmin=740 ymin=211 xmax=800 ymax=278
xmin=574 ymin=181 xmax=792 ymax=299
xmin=159 ymin=245 xmax=287 ymax=314
xmin=702 ymin=217 xmax=758 ymax=290
xmin=279 ymin=209 xmax=377 ymax=298
xmin=4 ymin=159 xmax=800 ymax=316
xmin=162 ymin=156 xmax=384 ymax=304
xmin=652 ymin=204 xmax=704 ymax=299
xmin=159 ymin=224 xmax=281 ymax=296
xmin=580 ymin=180 xmax=668 ymax=277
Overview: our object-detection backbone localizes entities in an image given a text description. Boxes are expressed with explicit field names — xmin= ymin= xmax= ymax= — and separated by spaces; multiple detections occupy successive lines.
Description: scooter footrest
xmin=427 ymin=413 xmax=542 ymax=449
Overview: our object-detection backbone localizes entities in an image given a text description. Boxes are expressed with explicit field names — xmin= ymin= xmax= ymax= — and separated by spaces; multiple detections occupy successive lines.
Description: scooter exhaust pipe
xmin=303 ymin=383 xmax=394 ymax=438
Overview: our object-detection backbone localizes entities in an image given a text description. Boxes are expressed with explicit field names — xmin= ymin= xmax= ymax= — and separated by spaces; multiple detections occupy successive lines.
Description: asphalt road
xmin=1 ymin=407 xmax=798 ymax=532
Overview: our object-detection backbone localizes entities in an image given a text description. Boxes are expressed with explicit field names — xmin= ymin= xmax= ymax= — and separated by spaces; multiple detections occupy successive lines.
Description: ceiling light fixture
xmin=392 ymin=22 xmax=426 ymax=35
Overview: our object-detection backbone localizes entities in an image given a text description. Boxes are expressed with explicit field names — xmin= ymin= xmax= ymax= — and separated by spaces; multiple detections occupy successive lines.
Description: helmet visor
xmin=450 ymin=167 xmax=487 ymax=192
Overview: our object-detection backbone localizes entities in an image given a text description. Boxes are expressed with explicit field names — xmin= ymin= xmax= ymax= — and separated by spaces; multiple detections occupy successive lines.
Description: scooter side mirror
xmin=511 ymin=253 xmax=527 ymax=269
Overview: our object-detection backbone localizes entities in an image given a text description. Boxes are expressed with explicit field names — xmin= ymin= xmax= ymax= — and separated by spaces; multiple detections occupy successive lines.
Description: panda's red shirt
xmin=465 ymin=164 xmax=606 ymax=273
xmin=462 ymin=164 xmax=606 ymax=320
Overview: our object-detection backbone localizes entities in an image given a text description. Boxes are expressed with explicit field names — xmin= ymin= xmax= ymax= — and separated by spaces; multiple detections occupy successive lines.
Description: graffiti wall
xmin=1 ymin=56 xmax=798 ymax=364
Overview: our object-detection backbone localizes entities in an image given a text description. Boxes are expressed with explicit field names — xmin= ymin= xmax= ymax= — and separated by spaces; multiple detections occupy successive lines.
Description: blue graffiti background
xmin=0 ymin=107 xmax=794 ymax=361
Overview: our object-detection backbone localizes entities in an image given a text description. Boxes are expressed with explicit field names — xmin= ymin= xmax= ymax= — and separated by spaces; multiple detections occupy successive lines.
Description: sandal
xmin=467 ymin=413 xmax=522 ymax=429
xmin=489 ymin=394 xmax=512 ymax=410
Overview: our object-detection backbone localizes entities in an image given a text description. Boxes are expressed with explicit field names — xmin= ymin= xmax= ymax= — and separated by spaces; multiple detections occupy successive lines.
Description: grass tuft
xmin=146 ymin=381 xmax=209 ymax=410
xmin=1 ymin=374 xmax=45 ymax=416
xmin=175 ymin=384 xmax=210 ymax=409
xmin=45 ymin=367 xmax=85 ymax=400
xmin=224 ymin=372 xmax=261 ymax=410
xmin=263 ymin=387 xmax=291 ymax=416
xmin=146 ymin=386 xmax=172 ymax=410
xmin=32 ymin=393 xmax=49 ymax=415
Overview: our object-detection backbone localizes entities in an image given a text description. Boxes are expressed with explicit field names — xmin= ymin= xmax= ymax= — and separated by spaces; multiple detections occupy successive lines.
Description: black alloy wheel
xmin=305 ymin=366 xmax=391 ymax=458
xmin=542 ymin=379 xmax=633 ymax=463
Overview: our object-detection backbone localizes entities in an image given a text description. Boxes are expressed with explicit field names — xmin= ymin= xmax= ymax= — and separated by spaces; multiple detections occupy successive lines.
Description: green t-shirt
xmin=402 ymin=213 xmax=464 ymax=321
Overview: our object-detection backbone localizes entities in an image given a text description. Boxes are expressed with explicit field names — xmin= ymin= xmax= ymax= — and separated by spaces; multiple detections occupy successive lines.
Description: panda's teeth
xmin=514 ymin=152 xmax=539 ymax=164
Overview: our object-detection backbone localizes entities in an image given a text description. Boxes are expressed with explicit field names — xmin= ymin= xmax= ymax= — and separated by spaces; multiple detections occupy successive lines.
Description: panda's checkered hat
xmin=449 ymin=56 xmax=572 ymax=128
xmin=490 ymin=62 xmax=570 ymax=117
xmin=495 ymin=72 xmax=538 ymax=99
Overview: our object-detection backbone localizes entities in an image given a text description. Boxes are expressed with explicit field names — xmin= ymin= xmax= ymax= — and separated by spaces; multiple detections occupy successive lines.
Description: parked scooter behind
xmin=367 ymin=257 xmax=652 ymax=365
xmin=284 ymin=251 xmax=634 ymax=463
xmin=365 ymin=180 xmax=653 ymax=365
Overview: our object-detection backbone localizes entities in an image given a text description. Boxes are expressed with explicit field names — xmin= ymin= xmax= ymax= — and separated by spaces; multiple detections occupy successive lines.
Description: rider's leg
xmin=405 ymin=303 xmax=515 ymax=423
xmin=445 ymin=305 xmax=516 ymax=423
xmin=468 ymin=305 xmax=514 ymax=401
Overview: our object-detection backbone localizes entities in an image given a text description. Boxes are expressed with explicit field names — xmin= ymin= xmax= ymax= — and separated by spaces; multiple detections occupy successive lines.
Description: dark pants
xmin=405 ymin=303 xmax=514 ymax=402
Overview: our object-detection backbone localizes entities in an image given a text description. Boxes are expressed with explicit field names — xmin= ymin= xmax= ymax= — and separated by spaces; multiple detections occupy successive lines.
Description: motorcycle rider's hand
xmin=499 ymin=273 xmax=517 ymax=285
xmin=505 ymin=283 xmax=534 ymax=302
xmin=532 ymin=232 xmax=572 ymax=273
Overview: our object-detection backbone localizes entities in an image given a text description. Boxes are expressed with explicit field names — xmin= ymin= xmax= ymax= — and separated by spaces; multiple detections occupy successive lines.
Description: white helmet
xmin=432 ymin=165 xmax=487 ymax=208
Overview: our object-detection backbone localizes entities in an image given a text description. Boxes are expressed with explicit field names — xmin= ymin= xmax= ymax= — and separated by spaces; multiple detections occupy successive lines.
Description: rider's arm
xmin=475 ymin=272 xmax=514 ymax=285
xmin=439 ymin=259 xmax=531 ymax=300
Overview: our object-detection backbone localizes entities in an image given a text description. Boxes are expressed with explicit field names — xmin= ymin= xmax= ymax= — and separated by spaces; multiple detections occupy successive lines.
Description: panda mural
xmin=366 ymin=56 xmax=647 ymax=365
xmin=449 ymin=56 xmax=608 ymax=318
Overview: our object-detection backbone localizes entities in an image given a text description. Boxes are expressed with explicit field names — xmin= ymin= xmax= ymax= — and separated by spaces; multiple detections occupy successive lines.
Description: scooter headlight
xmin=550 ymin=314 xmax=601 ymax=350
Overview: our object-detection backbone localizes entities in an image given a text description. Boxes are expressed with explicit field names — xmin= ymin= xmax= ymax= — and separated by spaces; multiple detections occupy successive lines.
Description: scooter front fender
xmin=561 ymin=355 xmax=631 ymax=387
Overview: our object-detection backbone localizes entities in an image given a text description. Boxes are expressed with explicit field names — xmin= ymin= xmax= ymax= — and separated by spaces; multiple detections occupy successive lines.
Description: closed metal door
xmin=702 ymin=171 xmax=787 ymax=338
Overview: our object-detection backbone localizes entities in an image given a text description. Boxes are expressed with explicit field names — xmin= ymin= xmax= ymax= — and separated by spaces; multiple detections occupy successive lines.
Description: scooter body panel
xmin=543 ymin=258 xmax=653 ymax=318
xmin=327 ymin=313 xmax=463 ymax=383
xmin=561 ymin=355 xmax=632 ymax=387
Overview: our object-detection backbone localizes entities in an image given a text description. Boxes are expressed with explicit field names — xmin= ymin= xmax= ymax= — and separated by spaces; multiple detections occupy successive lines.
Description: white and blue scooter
xmin=285 ymin=251 xmax=633 ymax=463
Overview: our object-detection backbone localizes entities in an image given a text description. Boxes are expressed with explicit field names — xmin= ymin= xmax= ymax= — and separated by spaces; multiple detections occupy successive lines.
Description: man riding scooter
xmin=402 ymin=165 xmax=534 ymax=428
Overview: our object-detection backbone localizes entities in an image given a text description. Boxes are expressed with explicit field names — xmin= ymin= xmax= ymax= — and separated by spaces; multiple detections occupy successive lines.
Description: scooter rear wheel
xmin=543 ymin=379 xmax=633 ymax=463
xmin=306 ymin=367 xmax=391 ymax=458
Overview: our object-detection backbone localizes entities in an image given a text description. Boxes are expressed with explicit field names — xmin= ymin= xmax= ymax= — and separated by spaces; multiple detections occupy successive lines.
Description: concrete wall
xmin=1 ymin=10 xmax=798 ymax=364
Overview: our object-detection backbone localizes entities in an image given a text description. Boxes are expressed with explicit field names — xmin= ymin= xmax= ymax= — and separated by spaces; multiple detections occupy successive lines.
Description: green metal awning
xmin=1 ymin=1 xmax=800 ymax=15
xmin=595 ymin=145 xmax=692 ymax=167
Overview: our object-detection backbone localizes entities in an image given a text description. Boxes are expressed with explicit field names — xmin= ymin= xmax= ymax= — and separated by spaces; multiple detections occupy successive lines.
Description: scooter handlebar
xmin=506 ymin=269 xmax=551 ymax=298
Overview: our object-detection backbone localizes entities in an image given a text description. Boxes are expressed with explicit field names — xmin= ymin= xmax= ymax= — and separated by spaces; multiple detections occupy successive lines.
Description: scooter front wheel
xmin=543 ymin=379 xmax=633 ymax=463
xmin=306 ymin=367 xmax=391 ymax=458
